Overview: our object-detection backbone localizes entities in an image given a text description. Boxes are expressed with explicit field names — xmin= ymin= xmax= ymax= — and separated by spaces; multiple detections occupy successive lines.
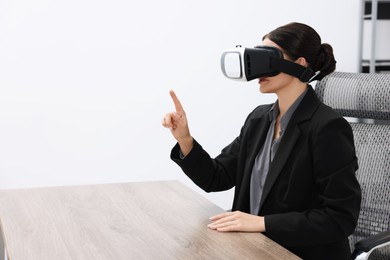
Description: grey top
xmin=250 ymin=88 xmax=308 ymax=215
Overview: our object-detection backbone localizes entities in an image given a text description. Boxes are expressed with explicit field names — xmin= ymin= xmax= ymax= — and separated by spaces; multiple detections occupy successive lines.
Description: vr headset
xmin=221 ymin=45 xmax=318 ymax=82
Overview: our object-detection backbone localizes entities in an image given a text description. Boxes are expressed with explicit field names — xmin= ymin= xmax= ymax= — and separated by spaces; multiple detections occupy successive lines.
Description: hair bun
xmin=315 ymin=43 xmax=336 ymax=76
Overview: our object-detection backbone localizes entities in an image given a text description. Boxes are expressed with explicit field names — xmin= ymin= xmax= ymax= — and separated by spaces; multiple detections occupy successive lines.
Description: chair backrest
xmin=315 ymin=71 xmax=390 ymax=260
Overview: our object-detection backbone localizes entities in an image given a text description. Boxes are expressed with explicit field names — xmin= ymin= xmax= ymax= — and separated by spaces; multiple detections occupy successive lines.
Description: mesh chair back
xmin=315 ymin=72 xmax=390 ymax=260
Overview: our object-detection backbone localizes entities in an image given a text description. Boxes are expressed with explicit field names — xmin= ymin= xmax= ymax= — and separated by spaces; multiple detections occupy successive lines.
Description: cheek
xmin=271 ymin=73 xmax=295 ymax=87
xmin=260 ymin=73 xmax=286 ymax=89
xmin=274 ymin=73 xmax=292 ymax=82
xmin=259 ymin=74 xmax=289 ymax=93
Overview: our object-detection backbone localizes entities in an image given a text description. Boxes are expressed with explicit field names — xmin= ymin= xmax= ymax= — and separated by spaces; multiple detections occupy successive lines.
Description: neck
xmin=276 ymin=82 xmax=308 ymax=116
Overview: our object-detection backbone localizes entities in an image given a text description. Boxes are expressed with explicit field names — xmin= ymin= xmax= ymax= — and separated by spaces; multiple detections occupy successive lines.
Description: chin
xmin=259 ymin=85 xmax=271 ymax=94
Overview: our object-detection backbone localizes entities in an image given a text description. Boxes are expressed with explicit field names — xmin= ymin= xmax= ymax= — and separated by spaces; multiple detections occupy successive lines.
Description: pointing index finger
xmin=169 ymin=90 xmax=185 ymax=113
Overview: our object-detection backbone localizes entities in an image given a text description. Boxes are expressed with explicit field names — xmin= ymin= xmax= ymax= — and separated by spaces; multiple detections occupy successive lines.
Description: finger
xmin=209 ymin=211 xmax=233 ymax=221
xmin=208 ymin=219 xmax=236 ymax=230
xmin=162 ymin=113 xmax=174 ymax=128
xmin=217 ymin=225 xmax=238 ymax=232
xmin=161 ymin=115 xmax=170 ymax=128
xmin=163 ymin=113 xmax=183 ymax=130
xmin=210 ymin=215 xmax=236 ymax=227
xmin=171 ymin=112 xmax=183 ymax=121
xmin=169 ymin=90 xmax=185 ymax=114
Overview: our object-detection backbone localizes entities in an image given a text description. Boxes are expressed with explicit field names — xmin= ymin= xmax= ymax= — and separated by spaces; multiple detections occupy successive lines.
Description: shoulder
xmin=296 ymin=88 xmax=352 ymax=136
xmin=247 ymin=103 xmax=274 ymax=120
xmin=234 ymin=103 xmax=274 ymax=137
xmin=312 ymin=103 xmax=353 ymax=136
xmin=316 ymin=103 xmax=349 ymax=124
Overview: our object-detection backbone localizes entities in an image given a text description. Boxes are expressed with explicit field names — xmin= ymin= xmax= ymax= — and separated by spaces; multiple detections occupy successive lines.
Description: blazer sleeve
xmin=170 ymin=138 xmax=238 ymax=192
xmin=264 ymin=116 xmax=361 ymax=247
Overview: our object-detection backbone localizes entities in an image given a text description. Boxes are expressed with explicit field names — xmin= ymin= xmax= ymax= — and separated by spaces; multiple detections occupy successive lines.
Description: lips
xmin=259 ymin=78 xmax=268 ymax=83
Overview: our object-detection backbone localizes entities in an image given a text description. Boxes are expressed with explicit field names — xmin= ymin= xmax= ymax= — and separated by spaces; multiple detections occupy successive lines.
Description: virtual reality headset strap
xmin=271 ymin=57 xmax=318 ymax=83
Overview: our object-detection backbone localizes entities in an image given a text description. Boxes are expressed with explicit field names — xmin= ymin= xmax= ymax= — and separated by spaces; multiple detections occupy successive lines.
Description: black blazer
xmin=171 ymin=87 xmax=361 ymax=260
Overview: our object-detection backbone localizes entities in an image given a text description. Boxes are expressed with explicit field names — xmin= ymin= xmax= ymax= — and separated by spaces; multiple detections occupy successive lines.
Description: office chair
xmin=315 ymin=72 xmax=390 ymax=260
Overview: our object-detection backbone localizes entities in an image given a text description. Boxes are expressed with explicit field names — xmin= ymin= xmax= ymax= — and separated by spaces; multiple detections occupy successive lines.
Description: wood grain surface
xmin=0 ymin=180 xmax=300 ymax=260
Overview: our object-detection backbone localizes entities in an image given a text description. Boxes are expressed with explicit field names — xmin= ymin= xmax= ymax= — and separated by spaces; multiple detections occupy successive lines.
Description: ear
xmin=295 ymin=57 xmax=308 ymax=67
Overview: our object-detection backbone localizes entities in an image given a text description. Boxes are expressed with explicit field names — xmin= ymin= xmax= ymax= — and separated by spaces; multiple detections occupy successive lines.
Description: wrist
xmin=178 ymin=136 xmax=193 ymax=156
xmin=260 ymin=216 xmax=266 ymax=232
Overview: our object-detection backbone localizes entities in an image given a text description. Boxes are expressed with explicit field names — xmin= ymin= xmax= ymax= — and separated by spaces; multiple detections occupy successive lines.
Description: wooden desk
xmin=0 ymin=180 xmax=300 ymax=259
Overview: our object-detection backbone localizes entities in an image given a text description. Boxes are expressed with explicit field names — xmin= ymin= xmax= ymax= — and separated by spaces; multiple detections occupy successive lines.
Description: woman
xmin=162 ymin=22 xmax=361 ymax=260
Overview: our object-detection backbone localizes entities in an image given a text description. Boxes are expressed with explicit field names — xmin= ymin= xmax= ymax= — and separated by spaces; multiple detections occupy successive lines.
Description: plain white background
xmin=0 ymin=0 xmax=364 ymax=209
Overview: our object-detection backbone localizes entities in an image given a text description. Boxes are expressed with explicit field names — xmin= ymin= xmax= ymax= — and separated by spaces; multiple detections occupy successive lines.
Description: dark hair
xmin=263 ymin=22 xmax=336 ymax=78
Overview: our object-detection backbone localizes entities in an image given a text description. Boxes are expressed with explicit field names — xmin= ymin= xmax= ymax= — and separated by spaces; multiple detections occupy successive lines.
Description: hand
xmin=162 ymin=90 xmax=193 ymax=156
xmin=208 ymin=211 xmax=265 ymax=232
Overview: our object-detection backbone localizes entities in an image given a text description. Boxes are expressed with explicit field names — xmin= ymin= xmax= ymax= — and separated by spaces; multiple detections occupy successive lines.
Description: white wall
xmin=0 ymin=0 xmax=361 ymax=209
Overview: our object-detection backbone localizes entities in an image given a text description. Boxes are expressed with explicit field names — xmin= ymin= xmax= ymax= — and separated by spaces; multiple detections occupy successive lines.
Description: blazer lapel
xmin=246 ymin=116 xmax=272 ymax=168
xmin=259 ymin=124 xmax=301 ymax=209
xmin=258 ymin=87 xmax=320 ymax=211
xmin=235 ymin=113 xmax=271 ymax=212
